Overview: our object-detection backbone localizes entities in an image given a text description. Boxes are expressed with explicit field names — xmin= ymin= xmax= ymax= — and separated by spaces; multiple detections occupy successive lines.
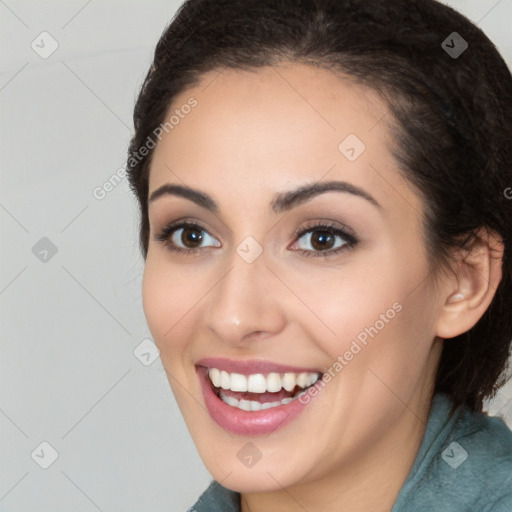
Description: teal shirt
xmin=188 ymin=393 xmax=512 ymax=511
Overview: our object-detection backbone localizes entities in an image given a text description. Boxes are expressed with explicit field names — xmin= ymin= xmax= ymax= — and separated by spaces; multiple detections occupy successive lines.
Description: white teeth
xmin=282 ymin=373 xmax=297 ymax=392
xmin=247 ymin=374 xmax=267 ymax=393
xmin=220 ymin=370 xmax=230 ymax=389
xmin=218 ymin=389 xmax=306 ymax=411
xmin=266 ymin=372 xmax=282 ymax=392
xmin=250 ymin=401 xmax=262 ymax=411
xmin=223 ymin=395 xmax=239 ymax=408
xmin=296 ymin=372 xmax=310 ymax=388
xmin=238 ymin=399 xmax=252 ymax=411
xmin=229 ymin=373 xmax=247 ymax=392
xmin=209 ymin=368 xmax=221 ymax=387
xmin=307 ymin=373 xmax=317 ymax=387
xmin=261 ymin=401 xmax=280 ymax=410
xmin=207 ymin=368 xmax=320 ymax=394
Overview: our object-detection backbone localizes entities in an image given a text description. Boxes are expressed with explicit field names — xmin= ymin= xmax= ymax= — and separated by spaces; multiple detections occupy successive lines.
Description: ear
xmin=435 ymin=228 xmax=504 ymax=339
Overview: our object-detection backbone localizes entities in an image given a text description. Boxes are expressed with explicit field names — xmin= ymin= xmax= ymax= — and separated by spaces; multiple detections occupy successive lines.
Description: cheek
xmin=298 ymin=242 xmax=434 ymax=372
xmin=142 ymin=258 xmax=208 ymax=415
xmin=141 ymin=256 xmax=198 ymax=358
xmin=290 ymin=259 xmax=404 ymax=348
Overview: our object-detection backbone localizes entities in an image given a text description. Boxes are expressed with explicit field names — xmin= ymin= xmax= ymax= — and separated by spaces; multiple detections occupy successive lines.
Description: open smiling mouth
xmin=195 ymin=361 xmax=325 ymax=435
xmin=207 ymin=368 xmax=322 ymax=411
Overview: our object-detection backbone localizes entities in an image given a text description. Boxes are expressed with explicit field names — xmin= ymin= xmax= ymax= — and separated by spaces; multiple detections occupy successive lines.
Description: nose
xmin=203 ymin=249 xmax=287 ymax=347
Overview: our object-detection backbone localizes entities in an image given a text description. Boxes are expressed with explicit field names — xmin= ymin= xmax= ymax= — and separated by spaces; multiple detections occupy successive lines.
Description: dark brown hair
xmin=127 ymin=0 xmax=512 ymax=413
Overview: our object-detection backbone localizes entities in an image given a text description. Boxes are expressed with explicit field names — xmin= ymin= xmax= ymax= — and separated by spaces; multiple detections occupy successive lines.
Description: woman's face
xmin=143 ymin=63 xmax=445 ymax=492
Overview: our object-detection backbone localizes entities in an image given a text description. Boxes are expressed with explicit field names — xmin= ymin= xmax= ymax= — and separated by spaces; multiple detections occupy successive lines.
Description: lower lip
xmin=197 ymin=366 xmax=317 ymax=436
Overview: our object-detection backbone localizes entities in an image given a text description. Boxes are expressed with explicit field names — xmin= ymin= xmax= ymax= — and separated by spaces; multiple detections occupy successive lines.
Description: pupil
xmin=311 ymin=230 xmax=334 ymax=251
xmin=182 ymin=227 xmax=203 ymax=248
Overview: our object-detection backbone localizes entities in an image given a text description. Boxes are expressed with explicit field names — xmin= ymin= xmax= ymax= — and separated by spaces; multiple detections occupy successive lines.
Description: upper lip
xmin=196 ymin=357 xmax=322 ymax=375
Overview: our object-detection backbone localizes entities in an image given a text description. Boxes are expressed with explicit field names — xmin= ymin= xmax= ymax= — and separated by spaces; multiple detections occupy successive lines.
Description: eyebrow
xmin=148 ymin=180 xmax=382 ymax=214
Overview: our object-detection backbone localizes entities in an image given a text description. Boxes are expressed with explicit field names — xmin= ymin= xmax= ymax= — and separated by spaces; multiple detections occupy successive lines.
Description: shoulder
xmin=483 ymin=490 xmax=512 ymax=512
xmin=451 ymin=407 xmax=512 ymax=509
xmin=187 ymin=480 xmax=240 ymax=512
xmin=393 ymin=393 xmax=512 ymax=511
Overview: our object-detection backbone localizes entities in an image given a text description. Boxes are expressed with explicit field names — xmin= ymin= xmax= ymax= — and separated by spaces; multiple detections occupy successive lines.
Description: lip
xmin=196 ymin=363 xmax=322 ymax=436
xmin=196 ymin=357 xmax=322 ymax=375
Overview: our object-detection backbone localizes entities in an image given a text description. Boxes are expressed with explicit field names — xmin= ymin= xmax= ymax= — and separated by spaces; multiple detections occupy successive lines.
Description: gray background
xmin=1 ymin=1 xmax=511 ymax=511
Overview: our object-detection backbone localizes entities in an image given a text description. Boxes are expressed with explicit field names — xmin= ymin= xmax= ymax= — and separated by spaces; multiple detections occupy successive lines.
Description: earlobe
xmin=435 ymin=228 xmax=504 ymax=339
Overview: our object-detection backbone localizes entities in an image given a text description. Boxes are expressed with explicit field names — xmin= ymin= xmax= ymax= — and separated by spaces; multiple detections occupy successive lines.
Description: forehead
xmin=147 ymin=62 xmax=419 ymax=217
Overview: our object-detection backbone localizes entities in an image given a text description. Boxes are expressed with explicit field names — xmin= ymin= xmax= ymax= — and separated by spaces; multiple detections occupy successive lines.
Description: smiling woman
xmin=126 ymin=0 xmax=512 ymax=511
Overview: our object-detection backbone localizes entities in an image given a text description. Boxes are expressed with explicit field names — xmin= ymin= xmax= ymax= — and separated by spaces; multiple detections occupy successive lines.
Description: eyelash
xmin=154 ymin=220 xmax=358 ymax=258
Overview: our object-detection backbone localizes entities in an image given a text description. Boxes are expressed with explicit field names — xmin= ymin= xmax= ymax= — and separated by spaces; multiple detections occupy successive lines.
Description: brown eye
xmin=155 ymin=221 xmax=221 ymax=253
xmin=291 ymin=223 xmax=358 ymax=258
xmin=180 ymin=227 xmax=204 ymax=248
xmin=309 ymin=230 xmax=335 ymax=251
